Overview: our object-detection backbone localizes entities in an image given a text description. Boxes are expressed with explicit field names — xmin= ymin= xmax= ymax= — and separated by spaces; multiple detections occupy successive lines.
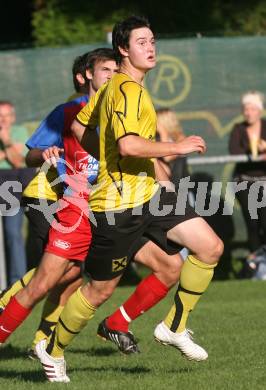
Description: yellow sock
xmin=164 ymin=255 xmax=217 ymax=333
xmin=46 ymin=287 xmax=96 ymax=358
xmin=31 ymin=299 xmax=64 ymax=349
xmin=0 ymin=268 xmax=36 ymax=307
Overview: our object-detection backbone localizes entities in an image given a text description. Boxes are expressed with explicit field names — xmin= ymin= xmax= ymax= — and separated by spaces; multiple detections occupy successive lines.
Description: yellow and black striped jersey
xmin=77 ymin=72 xmax=159 ymax=212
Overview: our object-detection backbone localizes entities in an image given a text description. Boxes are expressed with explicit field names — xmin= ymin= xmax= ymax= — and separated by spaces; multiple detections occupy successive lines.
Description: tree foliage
xmin=32 ymin=0 xmax=136 ymax=46
xmin=31 ymin=0 xmax=266 ymax=47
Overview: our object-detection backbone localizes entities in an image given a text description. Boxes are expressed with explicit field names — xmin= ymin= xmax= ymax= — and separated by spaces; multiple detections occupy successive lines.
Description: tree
xmin=24 ymin=0 xmax=266 ymax=47
xmin=32 ymin=0 xmax=136 ymax=46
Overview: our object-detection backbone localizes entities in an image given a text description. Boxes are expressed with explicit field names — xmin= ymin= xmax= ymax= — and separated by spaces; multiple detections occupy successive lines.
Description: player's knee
xmin=207 ymin=236 xmax=224 ymax=263
xmin=90 ymin=284 xmax=116 ymax=306
xmin=98 ymin=285 xmax=115 ymax=303
xmin=61 ymin=265 xmax=81 ymax=284
xmin=25 ymin=281 xmax=49 ymax=304
xmin=157 ymin=258 xmax=182 ymax=288
xmin=163 ymin=274 xmax=179 ymax=288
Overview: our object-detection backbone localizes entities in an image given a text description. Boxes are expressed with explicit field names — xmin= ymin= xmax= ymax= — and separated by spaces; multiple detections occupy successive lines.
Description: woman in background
xmin=156 ymin=108 xmax=189 ymax=191
xmin=229 ymin=91 xmax=266 ymax=252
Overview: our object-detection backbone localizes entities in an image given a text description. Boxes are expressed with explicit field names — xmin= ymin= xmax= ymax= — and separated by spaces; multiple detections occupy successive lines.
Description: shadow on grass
xmin=72 ymin=365 xmax=151 ymax=375
xmin=0 ymin=344 xmax=28 ymax=360
xmin=0 ymin=368 xmax=46 ymax=383
xmin=166 ymin=366 xmax=201 ymax=374
xmin=69 ymin=346 xmax=117 ymax=357
xmin=0 ymin=365 xmax=150 ymax=383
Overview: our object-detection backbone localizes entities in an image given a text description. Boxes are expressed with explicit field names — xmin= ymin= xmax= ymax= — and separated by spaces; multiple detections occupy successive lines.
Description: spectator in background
xmin=156 ymin=108 xmax=190 ymax=191
xmin=0 ymin=101 xmax=31 ymax=284
xmin=229 ymin=91 xmax=266 ymax=252
xmin=156 ymin=108 xmax=192 ymax=260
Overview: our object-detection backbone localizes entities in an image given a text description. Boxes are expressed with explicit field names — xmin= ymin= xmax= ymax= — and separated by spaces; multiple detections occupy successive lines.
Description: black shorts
xmin=85 ymin=187 xmax=197 ymax=281
xmin=22 ymin=196 xmax=56 ymax=267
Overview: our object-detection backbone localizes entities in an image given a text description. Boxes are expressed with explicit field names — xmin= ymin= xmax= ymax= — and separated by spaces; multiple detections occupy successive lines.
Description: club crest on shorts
xmin=112 ymin=256 xmax=128 ymax=272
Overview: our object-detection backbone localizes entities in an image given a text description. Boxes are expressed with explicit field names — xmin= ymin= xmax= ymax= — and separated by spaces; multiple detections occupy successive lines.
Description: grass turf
xmin=0 ymin=279 xmax=266 ymax=389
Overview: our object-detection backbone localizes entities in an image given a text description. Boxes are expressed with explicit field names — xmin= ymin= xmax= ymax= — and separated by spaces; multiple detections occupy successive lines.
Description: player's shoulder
xmin=66 ymin=94 xmax=89 ymax=105
xmin=114 ymin=73 xmax=142 ymax=89
xmin=112 ymin=73 xmax=142 ymax=96
xmin=46 ymin=95 xmax=88 ymax=119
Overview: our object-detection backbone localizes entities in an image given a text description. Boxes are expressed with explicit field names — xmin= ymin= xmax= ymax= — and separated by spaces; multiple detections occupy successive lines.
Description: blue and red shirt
xmin=26 ymin=95 xmax=99 ymax=201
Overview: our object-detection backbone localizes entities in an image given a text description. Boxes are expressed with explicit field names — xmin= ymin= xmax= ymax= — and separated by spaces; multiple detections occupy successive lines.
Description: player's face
xmin=0 ymin=104 xmax=15 ymax=129
xmin=125 ymin=27 xmax=156 ymax=72
xmin=243 ymin=103 xmax=262 ymax=125
xmin=89 ymin=60 xmax=118 ymax=92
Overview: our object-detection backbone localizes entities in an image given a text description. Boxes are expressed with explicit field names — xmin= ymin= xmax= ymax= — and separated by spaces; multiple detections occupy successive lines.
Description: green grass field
xmin=1 ymin=279 xmax=266 ymax=390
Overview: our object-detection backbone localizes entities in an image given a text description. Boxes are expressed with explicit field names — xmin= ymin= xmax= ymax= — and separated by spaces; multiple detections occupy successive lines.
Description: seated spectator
xmin=0 ymin=101 xmax=33 ymax=284
xmin=229 ymin=91 xmax=266 ymax=252
xmin=156 ymin=108 xmax=192 ymax=260
xmin=156 ymin=108 xmax=190 ymax=191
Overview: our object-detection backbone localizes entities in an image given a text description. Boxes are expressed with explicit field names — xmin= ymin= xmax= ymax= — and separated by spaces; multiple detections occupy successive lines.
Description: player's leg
xmin=29 ymin=264 xmax=83 ymax=355
xmin=43 ymin=218 xmax=128 ymax=360
xmin=97 ymin=240 xmax=183 ymax=353
xmin=35 ymin=208 xmax=146 ymax=381
xmin=0 ymin=268 xmax=36 ymax=309
xmin=30 ymin=203 xmax=90 ymax=352
xmin=4 ymin=196 xmax=55 ymax=310
xmin=0 ymin=252 xmax=74 ymax=344
xmin=100 ymin=240 xmax=182 ymax=345
xmin=35 ymin=276 xmax=121 ymax=383
xmin=154 ymin=216 xmax=223 ymax=360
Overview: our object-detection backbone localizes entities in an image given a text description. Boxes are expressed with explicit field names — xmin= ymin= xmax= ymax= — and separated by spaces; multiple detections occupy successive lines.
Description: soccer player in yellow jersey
xmin=0 ymin=49 xmax=118 ymax=362
xmin=34 ymin=16 xmax=223 ymax=382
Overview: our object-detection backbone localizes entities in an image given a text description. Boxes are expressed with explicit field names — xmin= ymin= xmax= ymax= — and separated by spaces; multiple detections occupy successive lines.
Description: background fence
xmin=1 ymin=36 xmax=266 ymax=277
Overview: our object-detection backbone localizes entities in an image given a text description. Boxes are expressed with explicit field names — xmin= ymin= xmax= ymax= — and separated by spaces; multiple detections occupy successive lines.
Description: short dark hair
xmin=0 ymin=100 xmax=14 ymax=107
xmin=112 ymin=15 xmax=150 ymax=64
xmin=72 ymin=48 xmax=116 ymax=92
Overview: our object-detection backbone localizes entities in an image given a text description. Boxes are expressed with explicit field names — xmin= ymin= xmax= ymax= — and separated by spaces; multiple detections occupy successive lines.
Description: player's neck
xmin=89 ymin=84 xmax=96 ymax=97
xmin=119 ymin=63 xmax=145 ymax=85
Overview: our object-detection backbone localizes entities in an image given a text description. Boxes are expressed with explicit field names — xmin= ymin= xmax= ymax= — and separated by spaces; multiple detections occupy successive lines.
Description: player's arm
xmin=25 ymin=148 xmax=43 ymax=167
xmin=71 ymin=119 xmax=86 ymax=143
xmin=26 ymin=146 xmax=64 ymax=168
xmin=114 ymin=82 xmax=206 ymax=158
xmin=154 ymin=159 xmax=175 ymax=191
xmin=118 ymin=134 xmax=206 ymax=158
xmin=25 ymin=105 xmax=64 ymax=167
xmin=71 ymin=93 xmax=100 ymax=159
xmin=71 ymin=120 xmax=100 ymax=160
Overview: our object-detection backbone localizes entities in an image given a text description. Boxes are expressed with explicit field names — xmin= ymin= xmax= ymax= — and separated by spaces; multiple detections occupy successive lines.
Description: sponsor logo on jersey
xmin=74 ymin=151 xmax=99 ymax=177
xmin=53 ymin=239 xmax=71 ymax=250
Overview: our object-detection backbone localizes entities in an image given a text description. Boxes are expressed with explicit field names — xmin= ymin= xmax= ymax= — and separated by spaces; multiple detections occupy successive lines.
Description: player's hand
xmin=42 ymin=146 xmax=64 ymax=167
xmin=258 ymin=139 xmax=266 ymax=152
xmin=175 ymin=135 xmax=206 ymax=155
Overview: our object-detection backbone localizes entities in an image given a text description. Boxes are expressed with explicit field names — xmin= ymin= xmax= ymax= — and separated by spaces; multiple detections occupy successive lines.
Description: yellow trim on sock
xmin=188 ymin=255 xmax=217 ymax=270
xmin=0 ymin=268 xmax=36 ymax=307
xmin=164 ymin=255 xmax=216 ymax=333
xmin=48 ymin=287 xmax=96 ymax=358
xmin=76 ymin=286 xmax=96 ymax=313
xmin=22 ymin=268 xmax=36 ymax=285
xmin=31 ymin=301 xmax=64 ymax=348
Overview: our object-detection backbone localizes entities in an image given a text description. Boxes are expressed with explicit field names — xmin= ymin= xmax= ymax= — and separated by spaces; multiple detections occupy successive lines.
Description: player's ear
xmin=76 ymin=72 xmax=86 ymax=85
xmin=85 ymin=69 xmax=93 ymax=81
xmin=118 ymin=45 xmax=129 ymax=58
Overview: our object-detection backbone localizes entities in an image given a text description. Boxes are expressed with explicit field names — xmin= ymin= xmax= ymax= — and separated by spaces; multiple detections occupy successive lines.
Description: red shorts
xmin=45 ymin=200 xmax=91 ymax=261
